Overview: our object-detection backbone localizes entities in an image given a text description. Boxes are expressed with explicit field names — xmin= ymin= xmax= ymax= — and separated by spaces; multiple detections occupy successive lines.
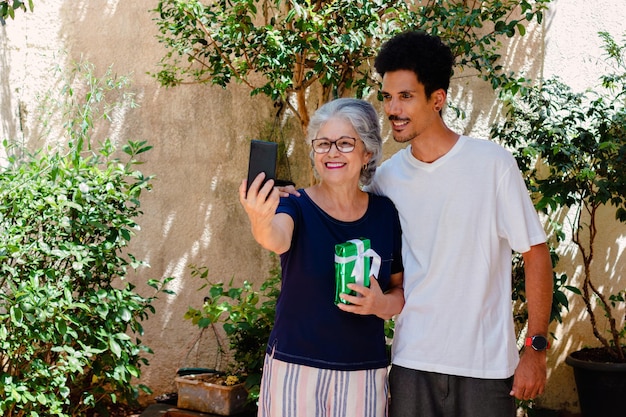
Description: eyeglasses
xmin=311 ymin=136 xmax=357 ymax=154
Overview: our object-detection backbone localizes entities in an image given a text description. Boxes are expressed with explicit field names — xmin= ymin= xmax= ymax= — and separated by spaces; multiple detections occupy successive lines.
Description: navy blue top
xmin=267 ymin=190 xmax=403 ymax=371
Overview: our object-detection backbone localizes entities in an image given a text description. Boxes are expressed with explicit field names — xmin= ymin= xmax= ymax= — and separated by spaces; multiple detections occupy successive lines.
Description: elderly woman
xmin=239 ymin=98 xmax=404 ymax=417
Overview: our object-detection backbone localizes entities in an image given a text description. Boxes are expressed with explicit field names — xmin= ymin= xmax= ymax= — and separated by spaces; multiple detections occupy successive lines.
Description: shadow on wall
xmin=543 ymin=204 xmax=626 ymax=411
xmin=556 ymin=204 xmax=626 ymax=352
xmin=49 ymin=0 xmax=265 ymax=290
xmin=447 ymin=9 xmax=551 ymax=139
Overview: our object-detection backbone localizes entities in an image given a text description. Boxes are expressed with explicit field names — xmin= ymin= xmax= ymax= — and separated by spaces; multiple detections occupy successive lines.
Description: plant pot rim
xmin=566 ymin=348 xmax=626 ymax=372
xmin=177 ymin=367 xmax=219 ymax=376
xmin=175 ymin=373 xmax=247 ymax=390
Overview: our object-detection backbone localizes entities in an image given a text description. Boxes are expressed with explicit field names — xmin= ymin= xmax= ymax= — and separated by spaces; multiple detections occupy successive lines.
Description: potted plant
xmin=179 ymin=263 xmax=280 ymax=415
xmin=491 ymin=31 xmax=626 ymax=417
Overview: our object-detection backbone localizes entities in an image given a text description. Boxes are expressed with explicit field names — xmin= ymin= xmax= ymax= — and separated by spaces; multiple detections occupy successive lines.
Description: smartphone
xmin=246 ymin=140 xmax=277 ymax=195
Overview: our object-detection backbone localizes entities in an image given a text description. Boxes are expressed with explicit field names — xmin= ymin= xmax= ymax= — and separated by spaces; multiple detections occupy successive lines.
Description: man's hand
xmin=276 ymin=184 xmax=300 ymax=198
xmin=510 ymin=349 xmax=547 ymax=400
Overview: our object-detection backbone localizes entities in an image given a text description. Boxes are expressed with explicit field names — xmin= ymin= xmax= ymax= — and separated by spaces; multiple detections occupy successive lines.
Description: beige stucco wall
xmin=1 ymin=0 xmax=624 ymax=413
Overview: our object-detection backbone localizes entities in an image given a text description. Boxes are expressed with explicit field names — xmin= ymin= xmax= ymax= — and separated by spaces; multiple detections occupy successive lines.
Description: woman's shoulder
xmin=277 ymin=188 xmax=308 ymax=213
xmin=280 ymin=188 xmax=308 ymax=204
xmin=368 ymin=192 xmax=398 ymax=213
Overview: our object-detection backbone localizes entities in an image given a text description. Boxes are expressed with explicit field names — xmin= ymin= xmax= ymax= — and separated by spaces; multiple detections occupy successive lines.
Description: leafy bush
xmin=0 ymin=61 xmax=173 ymax=416
xmin=184 ymin=262 xmax=281 ymax=404
xmin=492 ymin=31 xmax=626 ymax=362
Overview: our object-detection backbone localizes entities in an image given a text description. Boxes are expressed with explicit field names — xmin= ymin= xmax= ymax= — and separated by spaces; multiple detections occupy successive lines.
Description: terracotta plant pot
xmin=175 ymin=373 xmax=249 ymax=416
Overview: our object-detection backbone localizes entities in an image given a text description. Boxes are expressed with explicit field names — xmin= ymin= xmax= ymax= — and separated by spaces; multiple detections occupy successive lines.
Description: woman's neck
xmin=305 ymin=183 xmax=369 ymax=222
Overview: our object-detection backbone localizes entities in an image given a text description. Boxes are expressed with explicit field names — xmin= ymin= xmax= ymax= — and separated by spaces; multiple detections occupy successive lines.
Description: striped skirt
xmin=257 ymin=354 xmax=389 ymax=417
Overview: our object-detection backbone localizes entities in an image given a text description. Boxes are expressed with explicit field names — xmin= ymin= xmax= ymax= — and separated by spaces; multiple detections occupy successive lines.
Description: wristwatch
xmin=525 ymin=335 xmax=550 ymax=351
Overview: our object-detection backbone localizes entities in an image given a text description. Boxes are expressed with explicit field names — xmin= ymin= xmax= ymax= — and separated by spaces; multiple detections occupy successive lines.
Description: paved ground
xmin=139 ymin=403 xmax=211 ymax=417
xmin=139 ymin=403 xmax=256 ymax=417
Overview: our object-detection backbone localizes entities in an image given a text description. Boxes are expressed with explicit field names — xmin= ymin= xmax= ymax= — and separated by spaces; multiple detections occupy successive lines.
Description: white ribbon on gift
xmin=334 ymin=239 xmax=382 ymax=289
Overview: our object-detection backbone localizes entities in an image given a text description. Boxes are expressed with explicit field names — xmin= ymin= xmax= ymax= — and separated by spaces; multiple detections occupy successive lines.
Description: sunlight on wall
xmin=165 ymin=256 xmax=189 ymax=295
xmin=73 ymin=0 xmax=121 ymax=21
xmin=544 ymin=0 xmax=623 ymax=92
xmin=157 ymin=254 xmax=190 ymax=339
xmin=162 ymin=211 xmax=176 ymax=237
xmin=72 ymin=1 xmax=89 ymax=23
xmin=108 ymin=88 xmax=143 ymax=148
xmin=104 ymin=0 xmax=121 ymax=17
xmin=609 ymin=235 xmax=626 ymax=277
xmin=191 ymin=204 xmax=213 ymax=257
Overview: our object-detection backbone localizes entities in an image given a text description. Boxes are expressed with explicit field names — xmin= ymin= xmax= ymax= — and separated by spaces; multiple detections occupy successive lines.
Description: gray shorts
xmin=388 ymin=365 xmax=515 ymax=417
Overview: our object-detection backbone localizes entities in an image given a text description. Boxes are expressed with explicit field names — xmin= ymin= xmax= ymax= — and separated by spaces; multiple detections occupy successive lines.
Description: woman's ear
xmin=364 ymin=150 xmax=373 ymax=165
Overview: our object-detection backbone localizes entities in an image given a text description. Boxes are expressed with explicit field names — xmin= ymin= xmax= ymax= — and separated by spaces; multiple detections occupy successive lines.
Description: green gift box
xmin=334 ymin=238 xmax=381 ymax=305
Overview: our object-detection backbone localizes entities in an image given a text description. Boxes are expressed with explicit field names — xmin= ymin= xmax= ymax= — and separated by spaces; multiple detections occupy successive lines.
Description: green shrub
xmin=492 ymin=31 xmax=626 ymax=362
xmin=184 ymin=262 xmax=281 ymax=405
xmin=0 ymin=61 xmax=173 ymax=416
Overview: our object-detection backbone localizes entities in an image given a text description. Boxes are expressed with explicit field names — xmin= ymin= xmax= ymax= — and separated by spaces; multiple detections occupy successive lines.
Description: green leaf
xmin=10 ymin=306 xmax=23 ymax=324
xmin=55 ymin=319 xmax=67 ymax=336
xmin=197 ymin=317 xmax=213 ymax=328
xmin=120 ymin=307 xmax=132 ymax=322
xmin=109 ymin=338 xmax=122 ymax=357
xmin=566 ymin=286 xmax=582 ymax=295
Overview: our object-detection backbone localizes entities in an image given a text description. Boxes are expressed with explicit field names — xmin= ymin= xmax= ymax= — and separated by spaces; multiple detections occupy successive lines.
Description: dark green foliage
xmin=153 ymin=0 xmax=551 ymax=130
xmin=0 ymin=61 xmax=173 ymax=416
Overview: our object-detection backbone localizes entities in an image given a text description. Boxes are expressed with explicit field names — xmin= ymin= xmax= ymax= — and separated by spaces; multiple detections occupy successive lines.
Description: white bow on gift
xmin=334 ymin=239 xmax=382 ymax=288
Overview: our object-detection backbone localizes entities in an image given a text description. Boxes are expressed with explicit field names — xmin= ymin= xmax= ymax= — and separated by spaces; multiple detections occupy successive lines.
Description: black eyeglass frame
xmin=311 ymin=136 xmax=358 ymax=154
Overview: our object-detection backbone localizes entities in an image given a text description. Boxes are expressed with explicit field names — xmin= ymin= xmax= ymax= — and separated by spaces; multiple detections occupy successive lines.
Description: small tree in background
xmin=492 ymin=31 xmax=626 ymax=362
xmin=153 ymin=0 xmax=551 ymax=133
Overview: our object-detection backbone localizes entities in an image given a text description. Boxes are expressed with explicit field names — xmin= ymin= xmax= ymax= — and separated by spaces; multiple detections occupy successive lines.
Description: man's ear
xmin=431 ymin=88 xmax=447 ymax=112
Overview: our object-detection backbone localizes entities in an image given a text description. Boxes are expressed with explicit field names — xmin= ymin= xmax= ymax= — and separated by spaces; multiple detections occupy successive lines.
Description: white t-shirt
xmin=368 ymin=136 xmax=546 ymax=379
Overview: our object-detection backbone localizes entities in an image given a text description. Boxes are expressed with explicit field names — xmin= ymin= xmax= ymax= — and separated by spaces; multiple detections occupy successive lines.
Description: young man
xmin=367 ymin=31 xmax=553 ymax=417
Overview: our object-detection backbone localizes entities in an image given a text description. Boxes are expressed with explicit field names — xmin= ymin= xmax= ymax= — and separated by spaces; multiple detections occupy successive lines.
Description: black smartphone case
xmin=246 ymin=140 xmax=277 ymax=194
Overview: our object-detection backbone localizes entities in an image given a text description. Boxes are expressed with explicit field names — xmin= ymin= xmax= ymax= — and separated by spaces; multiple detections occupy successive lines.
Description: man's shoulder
xmin=369 ymin=152 xmax=404 ymax=195
xmin=463 ymin=135 xmax=511 ymax=153
xmin=460 ymin=136 xmax=516 ymax=164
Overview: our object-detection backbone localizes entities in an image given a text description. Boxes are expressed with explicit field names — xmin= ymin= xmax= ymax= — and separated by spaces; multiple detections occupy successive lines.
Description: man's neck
xmin=410 ymin=127 xmax=460 ymax=163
